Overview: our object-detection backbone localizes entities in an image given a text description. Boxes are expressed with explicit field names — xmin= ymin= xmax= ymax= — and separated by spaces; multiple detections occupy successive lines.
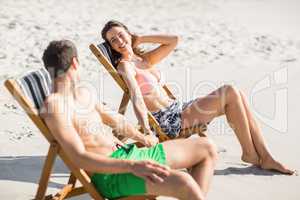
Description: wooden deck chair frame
xmin=89 ymin=43 xmax=207 ymax=142
xmin=5 ymin=79 xmax=157 ymax=200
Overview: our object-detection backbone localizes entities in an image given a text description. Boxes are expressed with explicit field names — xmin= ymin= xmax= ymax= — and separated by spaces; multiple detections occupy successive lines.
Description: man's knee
xmin=202 ymin=138 xmax=218 ymax=161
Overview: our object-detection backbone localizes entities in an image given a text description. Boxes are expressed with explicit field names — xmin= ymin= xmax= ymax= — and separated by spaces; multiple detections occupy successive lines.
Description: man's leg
xmin=146 ymin=170 xmax=204 ymax=200
xmin=159 ymin=137 xmax=218 ymax=196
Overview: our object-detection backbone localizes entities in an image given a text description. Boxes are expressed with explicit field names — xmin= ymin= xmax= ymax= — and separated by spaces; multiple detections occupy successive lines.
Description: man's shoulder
xmin=40 ymin=93 xmax=66 ymax=118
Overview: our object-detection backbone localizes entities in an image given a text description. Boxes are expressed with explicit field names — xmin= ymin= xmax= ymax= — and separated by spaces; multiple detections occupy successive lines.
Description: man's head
xmin=42 ymin=40 xmax=78 ymax=79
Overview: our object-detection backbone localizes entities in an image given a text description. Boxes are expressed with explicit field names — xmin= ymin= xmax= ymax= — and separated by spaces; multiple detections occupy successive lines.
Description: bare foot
xmin=241 ymin=153 xmax=260 ymax=166
xmin=261 ymin=157 xmax=295 ymax=175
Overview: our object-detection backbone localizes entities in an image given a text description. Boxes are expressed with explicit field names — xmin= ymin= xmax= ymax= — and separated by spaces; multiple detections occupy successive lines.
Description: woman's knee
xmin=222 ymin=84 xmax=241 ymax=104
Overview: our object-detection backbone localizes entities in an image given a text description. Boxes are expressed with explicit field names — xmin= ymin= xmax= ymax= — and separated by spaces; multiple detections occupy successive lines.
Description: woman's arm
xmin=133 ymin=34 xmax=179 ymax=66
xmin=117 ymin=61 xmax=154 ymax=135
xmin=96 ymin=103 xmax=158 ymax=146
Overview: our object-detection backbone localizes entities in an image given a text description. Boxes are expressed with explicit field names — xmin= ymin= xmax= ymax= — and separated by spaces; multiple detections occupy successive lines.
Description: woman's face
xmin=105 ymin=26 xmax=132 ymax=54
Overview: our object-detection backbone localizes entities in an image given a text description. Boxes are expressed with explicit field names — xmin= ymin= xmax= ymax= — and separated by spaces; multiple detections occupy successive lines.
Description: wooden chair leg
xmin=115 ymin=92 xmax=130 ymax=141
xmin=118 ymin=92 xmax=130 ymax=115
xmin=117 ymin=195 xmax=157 ymax=200
xmin=35 ymin=142 xmax=59 ymax=200
xmin=64 ymin=186 xmax=86 ymax=199
xmin=67 ymin=173 xmax=76 ymax=185
xmin=59 ymin=152 xmax=104 ymax=200
xmin=51 ymin=184 xmax=74 ymax=200
xmin=44 ymin=173 xmax=83 ymax=200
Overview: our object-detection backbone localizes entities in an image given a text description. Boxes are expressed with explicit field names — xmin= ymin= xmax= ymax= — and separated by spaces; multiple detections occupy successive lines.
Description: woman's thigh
xmin=181 ymin=86 xmax=228 ymax=129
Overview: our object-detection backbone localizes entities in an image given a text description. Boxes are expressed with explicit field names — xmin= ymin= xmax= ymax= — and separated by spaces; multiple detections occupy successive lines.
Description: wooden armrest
xmin=179 ymin=124 xmax=207 ymax=138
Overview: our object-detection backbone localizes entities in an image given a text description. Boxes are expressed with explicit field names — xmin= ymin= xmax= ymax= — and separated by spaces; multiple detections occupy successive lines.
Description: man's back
xmin=41 ymin=90 xmax=121 ymax=157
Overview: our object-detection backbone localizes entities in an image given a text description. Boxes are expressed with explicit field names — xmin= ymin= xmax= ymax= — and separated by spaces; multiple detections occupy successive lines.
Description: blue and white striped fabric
xmin=16 ymin=68 xmax=52 ymax=110
xmin=97 ymin=42 xmax=114 ymax=66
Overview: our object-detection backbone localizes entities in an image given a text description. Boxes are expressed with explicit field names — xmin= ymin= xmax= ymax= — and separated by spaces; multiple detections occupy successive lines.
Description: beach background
xmin=0 ymin=0 xmax=300 ymax=199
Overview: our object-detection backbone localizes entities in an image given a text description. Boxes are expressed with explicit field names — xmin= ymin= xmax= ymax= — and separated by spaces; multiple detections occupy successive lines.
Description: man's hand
xmin=130 ymin=160 xmax=170 ymax=184
xmin=142 ymin=134 xmax=159 ymax=147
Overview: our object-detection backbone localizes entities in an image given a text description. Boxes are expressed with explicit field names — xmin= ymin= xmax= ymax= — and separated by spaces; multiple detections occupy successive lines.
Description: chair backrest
xmin=92 ymin=43 xmax=129 ymax=92
xmin=5 ymin=68 xmax=55 ymax=142
xmin=16 ymin=67 xmax=52 ymax=110
xmin=97 ymin=42 xmax=115 ymax=66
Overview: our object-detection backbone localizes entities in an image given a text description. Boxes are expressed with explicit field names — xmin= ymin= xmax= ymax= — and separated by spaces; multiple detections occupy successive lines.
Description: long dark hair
xmin=101 ymin=20 xmax=143 ymax=68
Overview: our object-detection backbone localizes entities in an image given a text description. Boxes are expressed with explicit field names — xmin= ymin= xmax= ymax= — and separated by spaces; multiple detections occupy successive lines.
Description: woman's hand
xmin=130 ymin=160 xmax=170 ymax=183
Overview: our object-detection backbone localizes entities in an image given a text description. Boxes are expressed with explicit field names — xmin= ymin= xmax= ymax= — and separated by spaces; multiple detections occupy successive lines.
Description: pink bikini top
xmin=135 ymin=67 xmax=164 ymax=95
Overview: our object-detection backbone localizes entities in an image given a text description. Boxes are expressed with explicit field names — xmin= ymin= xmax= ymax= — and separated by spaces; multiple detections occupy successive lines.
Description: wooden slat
xmin=162 ymin=85 xmax=176 ymax=100
xmin=35 ymin=143 xmax=59 ymax=200
xmin=118 ymin=92 xmax=130 ymax=115
xmin=147 ymin=114 xmax=169 ymax=142
xmin=179 ymin=124 xmax=207 ymax=138
xmin=58 ymin=151 xmax=104 ymax=200
xmin=64 ymin=186 xmax=86 ymax=199
xmin=67 ymin=173 xmax=77 ymax=185
xmin=51 ymin=184 xmax=74 ymax=200
xmin=117 ymin=195 xmax=157 ymax=200
xmin=89 ymin=44 xmax=128 ymax=92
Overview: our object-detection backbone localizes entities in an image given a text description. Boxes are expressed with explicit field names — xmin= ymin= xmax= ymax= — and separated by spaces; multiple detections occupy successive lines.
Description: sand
xmin=0 ymin=0 xmax=300 ymax=199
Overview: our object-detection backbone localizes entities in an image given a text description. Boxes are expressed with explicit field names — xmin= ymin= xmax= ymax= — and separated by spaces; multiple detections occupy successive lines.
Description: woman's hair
xmin=101 ymin=20 xmax=143 ymax=68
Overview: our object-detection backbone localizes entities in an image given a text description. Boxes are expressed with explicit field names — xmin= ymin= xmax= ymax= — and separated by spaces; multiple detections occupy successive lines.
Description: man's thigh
xmin=162 ymin=136 xmax=211 ymax=169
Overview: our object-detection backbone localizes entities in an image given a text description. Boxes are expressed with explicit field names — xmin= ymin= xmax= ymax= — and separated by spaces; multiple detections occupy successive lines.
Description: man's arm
xmin=95 ymin=102 xmax=158 ymax=147
xmin=41 ymin=96 xmax=167 ymax=182
xmin=42 ymin=96 xmax=133 ymax=173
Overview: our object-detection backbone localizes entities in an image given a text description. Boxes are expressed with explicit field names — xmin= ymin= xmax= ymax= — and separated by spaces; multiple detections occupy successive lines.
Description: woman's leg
xmin=181 ymin=85 xmax=260 ymax=165
xmin=239 ymin=91 xmax=294 ymax=174
xmin=180 ymin=84 xmax=294 ymax=174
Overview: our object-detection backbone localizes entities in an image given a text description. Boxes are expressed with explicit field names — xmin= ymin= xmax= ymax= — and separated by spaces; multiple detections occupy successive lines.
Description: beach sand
xmin=0 ymin=0 xmax=300 ymax=199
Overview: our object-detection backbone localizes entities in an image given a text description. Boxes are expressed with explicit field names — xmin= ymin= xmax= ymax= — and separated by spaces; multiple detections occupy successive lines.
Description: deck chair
xmin=4 ymin=68 xmax=156 ymax=200
xmin=89 ymin=43 xmax=207 ymax=142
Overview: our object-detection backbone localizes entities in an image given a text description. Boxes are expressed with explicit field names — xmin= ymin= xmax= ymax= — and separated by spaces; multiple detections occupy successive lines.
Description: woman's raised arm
xmin=133 ymin=34 xmax=179 ymax=66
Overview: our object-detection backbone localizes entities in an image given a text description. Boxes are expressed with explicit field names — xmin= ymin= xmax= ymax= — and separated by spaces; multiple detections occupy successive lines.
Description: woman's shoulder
xmin=117 ymin=60 xmax=136 ymax=75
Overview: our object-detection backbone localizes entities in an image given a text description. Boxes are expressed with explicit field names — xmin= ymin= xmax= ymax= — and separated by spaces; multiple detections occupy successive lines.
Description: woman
xmin=101 ymin=20 xmax=294 ymax=175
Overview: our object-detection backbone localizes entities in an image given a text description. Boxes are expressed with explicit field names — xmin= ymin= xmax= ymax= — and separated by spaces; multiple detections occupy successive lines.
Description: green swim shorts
xmin=91 ymin=143 xmax=167 ymax=199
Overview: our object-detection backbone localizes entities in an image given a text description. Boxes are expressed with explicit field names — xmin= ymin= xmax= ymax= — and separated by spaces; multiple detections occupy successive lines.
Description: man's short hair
xmin=42 ymin=40 xmax=78 ymax=78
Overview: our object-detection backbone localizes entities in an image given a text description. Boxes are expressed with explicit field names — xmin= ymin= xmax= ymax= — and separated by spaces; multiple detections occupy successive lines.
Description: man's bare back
xmin=41 ymin=86 xmax=140 ymax=157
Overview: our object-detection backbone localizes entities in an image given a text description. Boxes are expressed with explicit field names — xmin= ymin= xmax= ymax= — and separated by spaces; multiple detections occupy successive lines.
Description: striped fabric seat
xmin=97 ymin=42 xmax=115 ymax=66
xmin=16 ymin=68 xmax=52 ymax=110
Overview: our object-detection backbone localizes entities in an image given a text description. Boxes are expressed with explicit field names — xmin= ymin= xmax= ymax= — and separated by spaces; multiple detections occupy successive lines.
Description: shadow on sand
xmin=0 ymin=156 xmax=69 ymax=188
xmin=214 ymin=165 xmax=281 ymax=176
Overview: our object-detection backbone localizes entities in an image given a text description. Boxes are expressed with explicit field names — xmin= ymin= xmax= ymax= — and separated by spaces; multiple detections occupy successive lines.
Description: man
xmin=40 ymin=40 xmax=217 ymax=200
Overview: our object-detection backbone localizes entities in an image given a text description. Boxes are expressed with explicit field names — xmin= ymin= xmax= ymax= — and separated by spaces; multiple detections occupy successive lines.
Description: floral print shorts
xmin=151 ymin=100 xmax=195 ymax=138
